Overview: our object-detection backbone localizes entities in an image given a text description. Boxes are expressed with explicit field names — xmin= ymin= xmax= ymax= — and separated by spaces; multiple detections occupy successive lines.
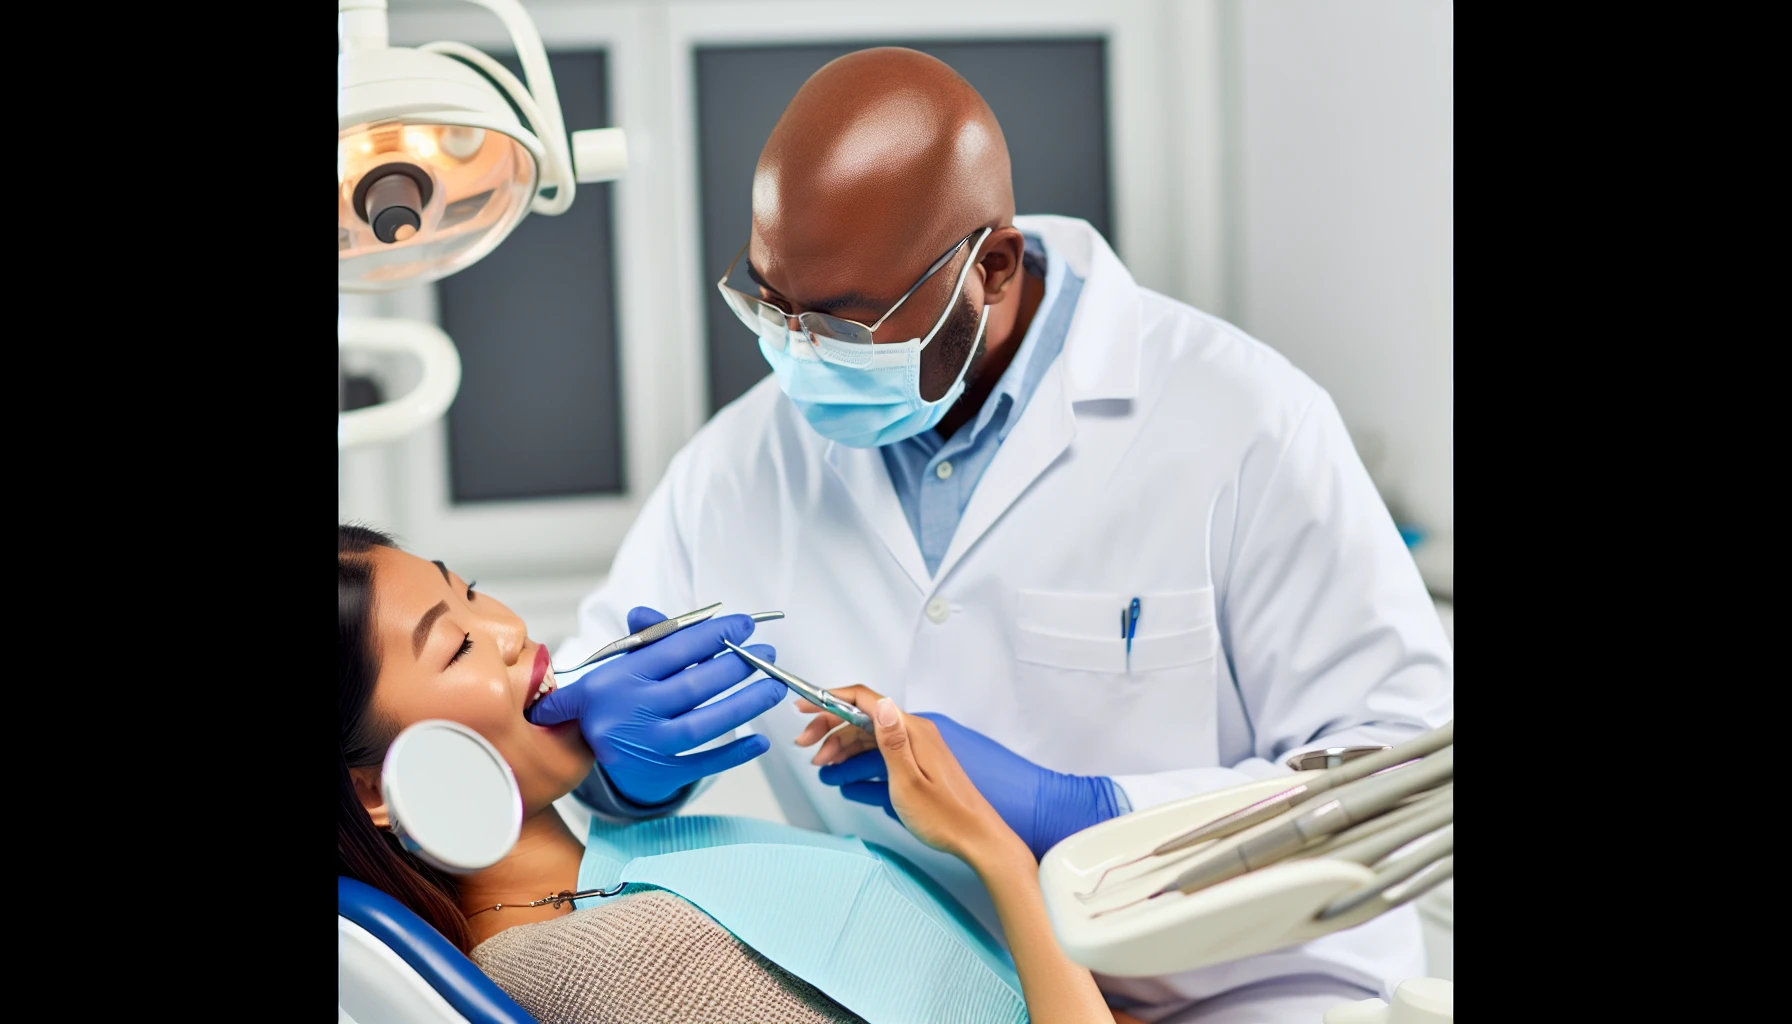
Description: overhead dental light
xmin=337 ymin=0 xmax=627 ymax=447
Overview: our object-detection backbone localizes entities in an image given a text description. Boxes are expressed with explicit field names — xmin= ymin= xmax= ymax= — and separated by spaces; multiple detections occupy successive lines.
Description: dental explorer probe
xmin=555 ymin=604 xmax=785 ymax=675
xmin=1090 ymin=744 xmax=1452 ymax=917
xmin=1075 ymin=721 xmax=1454 ymax=900
xmin=721 ymin=640 xmax=875 ymax=731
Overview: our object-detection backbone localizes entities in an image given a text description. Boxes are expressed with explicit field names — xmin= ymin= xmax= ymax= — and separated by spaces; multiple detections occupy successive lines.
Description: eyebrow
xmin=745 ymin=260 xmax=880 ymax=317
xmin=413 ymin=600 xmax=450 ymax=657
xmin=432 ymin=560 xmax=452 ymax=585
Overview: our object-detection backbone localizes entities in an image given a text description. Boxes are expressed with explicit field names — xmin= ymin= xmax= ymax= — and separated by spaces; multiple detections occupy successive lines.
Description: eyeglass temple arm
xmin=719 ymin=227 xmax=988 ymax=333
xmin=865 ymin=228 xmax=986 ymax=331
xmin=718 ymin=241 xmax=750 ymax=287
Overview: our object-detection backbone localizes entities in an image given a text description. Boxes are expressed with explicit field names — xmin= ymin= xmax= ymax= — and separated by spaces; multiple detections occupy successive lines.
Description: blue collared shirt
xmin=882 ymin=232 xmax=1084 ymax=578
xmin=879 ymin=235 xmax=1125 ymax=814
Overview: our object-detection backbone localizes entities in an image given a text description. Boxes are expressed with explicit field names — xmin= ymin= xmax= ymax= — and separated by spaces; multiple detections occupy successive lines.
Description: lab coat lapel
xmin=931 ymin=216 xmax=1143 ymax=582
xmin=931 ymin=363 xmax=1076 ymax=582
xmin=823 ymin=442 xmax=933 ymax=594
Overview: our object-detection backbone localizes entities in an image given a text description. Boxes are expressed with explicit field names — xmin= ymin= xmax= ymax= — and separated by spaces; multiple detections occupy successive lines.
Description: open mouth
xmin=526 ymin=645 xmax=558 ymax=714
xmin=528 ymin=669 xmax=558 ymax=711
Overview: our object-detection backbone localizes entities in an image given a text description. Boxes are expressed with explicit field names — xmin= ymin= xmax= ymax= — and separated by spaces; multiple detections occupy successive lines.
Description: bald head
xmin=752 ymin=48 xmax=1014 ymax=284
xmin=743 ymin=48 xmax=1041 ymax=412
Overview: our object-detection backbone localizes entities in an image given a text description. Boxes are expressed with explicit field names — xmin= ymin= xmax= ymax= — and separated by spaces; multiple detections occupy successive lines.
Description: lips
xmin=526 ymin=644 xmax=558 ymax=713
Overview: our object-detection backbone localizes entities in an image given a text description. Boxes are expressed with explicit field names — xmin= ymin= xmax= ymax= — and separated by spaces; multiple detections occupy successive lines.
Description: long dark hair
xmin=339 ymin=523 xmax=474 ymax=953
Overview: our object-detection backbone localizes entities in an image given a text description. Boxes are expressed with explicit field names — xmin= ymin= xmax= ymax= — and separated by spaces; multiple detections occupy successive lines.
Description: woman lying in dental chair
xmin=339 ymin=524 xmax=1144 ymax=1024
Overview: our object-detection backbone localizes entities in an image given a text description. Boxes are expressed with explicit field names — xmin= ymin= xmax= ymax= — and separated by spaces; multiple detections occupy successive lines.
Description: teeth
xmin=529 ymin=674 xmax=558 ymax=709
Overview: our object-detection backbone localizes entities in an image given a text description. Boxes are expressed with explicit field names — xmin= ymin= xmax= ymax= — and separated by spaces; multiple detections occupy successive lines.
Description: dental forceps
xmin=721 ymin=640 xmax=875 ymax=731
xmin=554 ymin=603 xmax=786 ymax=675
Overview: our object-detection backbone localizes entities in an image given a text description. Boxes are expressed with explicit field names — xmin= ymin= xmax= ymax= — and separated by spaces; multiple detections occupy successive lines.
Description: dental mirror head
xmin=382 ymin=720 xmax=522 ymax=875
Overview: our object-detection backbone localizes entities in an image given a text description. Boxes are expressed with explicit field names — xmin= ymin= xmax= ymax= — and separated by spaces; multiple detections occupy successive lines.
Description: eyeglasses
xmin=716 ymin=228 xmax=991 ymax=351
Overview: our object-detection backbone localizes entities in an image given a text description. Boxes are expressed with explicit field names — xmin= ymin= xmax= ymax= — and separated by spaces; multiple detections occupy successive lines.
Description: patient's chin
xmin=517 ymin=726 xmax=595 ymax=813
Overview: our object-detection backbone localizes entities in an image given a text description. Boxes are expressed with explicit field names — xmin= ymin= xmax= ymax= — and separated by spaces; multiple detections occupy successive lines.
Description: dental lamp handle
xmin=338 ymin=316 xmax=462 ymax=449
xmin=463 ymin=0 xmax=575 ymax=214
xmin=338 ymin=0 xmax=388 ymax=52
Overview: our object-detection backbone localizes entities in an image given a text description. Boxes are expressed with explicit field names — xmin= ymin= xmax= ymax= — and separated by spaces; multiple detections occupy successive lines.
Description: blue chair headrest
xmin=338 ymin=876 xmax=535 ymax=1024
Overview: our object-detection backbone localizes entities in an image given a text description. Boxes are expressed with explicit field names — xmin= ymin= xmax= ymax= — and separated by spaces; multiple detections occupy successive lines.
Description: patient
xmin=339 ymin=524 xmax=1140 ymax=1024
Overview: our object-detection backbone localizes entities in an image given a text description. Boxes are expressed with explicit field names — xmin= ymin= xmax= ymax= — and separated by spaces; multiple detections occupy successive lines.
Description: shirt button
xmin=925 ymin=596 xmax=950 ymax=624
xmin=936 ymin=460 xmax=954 ymax=480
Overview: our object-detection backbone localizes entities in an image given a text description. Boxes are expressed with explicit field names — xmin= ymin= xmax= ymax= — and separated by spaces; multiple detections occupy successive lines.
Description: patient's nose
xmin=486 ymin=608 xmax=526 ymax=665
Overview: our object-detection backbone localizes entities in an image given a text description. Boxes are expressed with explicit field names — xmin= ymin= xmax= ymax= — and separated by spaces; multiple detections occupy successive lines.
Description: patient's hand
xmin=792 ymin=695 xmax=880 ymax=766
xmin=801 ymin=690 xmax=1119 ymax=1024
xmin=794 ymin=686 xmax=1023 ymax=865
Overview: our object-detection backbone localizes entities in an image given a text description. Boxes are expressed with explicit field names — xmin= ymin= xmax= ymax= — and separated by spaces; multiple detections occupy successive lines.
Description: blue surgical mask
xmin=759 ymin=244 xmax=991 ymax=448
xmin=758 ymin=305 xmax=988 ymax=448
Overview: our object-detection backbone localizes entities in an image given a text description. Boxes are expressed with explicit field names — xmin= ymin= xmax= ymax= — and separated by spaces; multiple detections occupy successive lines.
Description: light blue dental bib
xmin=575 ymin=816 xmax=1027 ymax=1023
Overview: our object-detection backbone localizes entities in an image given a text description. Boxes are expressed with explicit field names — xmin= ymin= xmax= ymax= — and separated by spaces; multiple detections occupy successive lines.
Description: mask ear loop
xmin=918 ymin=304 xmax=990 ymax=410
xmin=912 ymin=226 xmax=994 ymax=408
xmin=916 ymin=227 xmax=994 ymax=354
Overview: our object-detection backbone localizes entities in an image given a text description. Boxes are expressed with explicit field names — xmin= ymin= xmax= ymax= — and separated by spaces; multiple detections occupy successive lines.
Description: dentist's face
xmin=745 ymin=222 xmax=991 ymax=403
xmin=363 ymin=546 xmax=593 ymax=814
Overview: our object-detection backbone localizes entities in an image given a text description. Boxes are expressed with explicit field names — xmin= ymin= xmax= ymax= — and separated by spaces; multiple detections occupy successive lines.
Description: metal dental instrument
xmin=554 ymin=604 xmax=785 ymax=674
xmin=1243 ymin=853 xmax=1452 ymax=931
xmin=1126 ymin=781 xmax=1447 ymax=885
xmin=1089 ymin=743 xmax=1452 ymax=918
xmin=1316 ymin=823 xmax=1453 ymax=920
xmin=1175 ymin=723 xmax=1454 ymax=854
xmin=1286 ymin=745 xmax=1394 ymax=772
xmin=721 ymin=640 xmax=875 ymax=731
xmin=1293 ymin=785 xmax=1453 ymax=864
xmin=1368 ymin=853 xmax=1453 ymax=910
xmin=1160 ymin=745 xmax=1453 ymax=899
xmin=1074 ymin=721 xmax=1454 ymax=901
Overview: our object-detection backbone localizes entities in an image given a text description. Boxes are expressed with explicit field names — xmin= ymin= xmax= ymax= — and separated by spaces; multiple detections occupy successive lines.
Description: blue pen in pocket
xmin=1124 ymin=597 xmax=1140 ymax=671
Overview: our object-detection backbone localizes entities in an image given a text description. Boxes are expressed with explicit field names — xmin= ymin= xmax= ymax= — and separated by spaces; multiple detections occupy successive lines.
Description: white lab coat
xmin=564 ymin=215 xmax=1452 ymax=1014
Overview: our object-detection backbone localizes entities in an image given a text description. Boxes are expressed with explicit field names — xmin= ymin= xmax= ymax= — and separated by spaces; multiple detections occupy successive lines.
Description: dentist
xmin=560 ymin=47 xmax=1453 ymax=1023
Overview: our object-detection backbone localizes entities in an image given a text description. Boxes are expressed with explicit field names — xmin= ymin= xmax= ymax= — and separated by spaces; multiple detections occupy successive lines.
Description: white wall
xmin=1218 ymin=0 xmax=1454 ymax=540
xmin=354 ymin=0 xmax=1453 ymax=567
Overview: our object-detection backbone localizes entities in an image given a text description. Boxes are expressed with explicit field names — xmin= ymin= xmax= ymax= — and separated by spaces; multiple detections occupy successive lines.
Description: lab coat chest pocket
xmin=1014 ymin=589 xmax=1218 ymax=674
xmin=1013 ymin=588 xmax=1220 ymax=774
xmin=1129 ymin=589 xmax=1219 ymax=672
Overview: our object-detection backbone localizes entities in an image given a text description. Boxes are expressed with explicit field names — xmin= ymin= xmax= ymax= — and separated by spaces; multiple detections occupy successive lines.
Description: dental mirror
xmin=382 ymin=720 xmax=522 ymax=875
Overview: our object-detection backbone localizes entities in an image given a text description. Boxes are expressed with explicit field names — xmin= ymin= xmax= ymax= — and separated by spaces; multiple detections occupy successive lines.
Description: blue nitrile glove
xmin=817 ymin=713 xmax=1123 ymax=860
xmin=529 ymin=607 xmax=787 ymax=806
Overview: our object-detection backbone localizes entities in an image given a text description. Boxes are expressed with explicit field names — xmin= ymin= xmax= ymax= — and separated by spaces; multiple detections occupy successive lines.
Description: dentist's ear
xmin=350 ymin=765 xmax=391 ymax=829
xmin=974 ymin=227 xmax=1029 ymax=306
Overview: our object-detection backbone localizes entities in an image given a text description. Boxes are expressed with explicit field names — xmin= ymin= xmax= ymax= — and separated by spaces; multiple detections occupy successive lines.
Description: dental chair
xmin=340 ymin=874 xmax=1453 ymax=1024
xmin=338 ymin=876 xmax=534 ymax=1024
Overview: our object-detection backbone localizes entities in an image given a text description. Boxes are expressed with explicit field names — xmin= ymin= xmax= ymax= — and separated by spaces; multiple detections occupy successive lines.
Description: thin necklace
xmin=465 ymin=882 xmax=628 ymax=918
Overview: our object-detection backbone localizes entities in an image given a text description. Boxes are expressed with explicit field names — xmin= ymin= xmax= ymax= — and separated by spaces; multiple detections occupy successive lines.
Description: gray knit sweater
xmin=471 ymin=889 xmax=867 ymax=1024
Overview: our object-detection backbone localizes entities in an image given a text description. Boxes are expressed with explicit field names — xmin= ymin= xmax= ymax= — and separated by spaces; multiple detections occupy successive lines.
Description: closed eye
xmin=450 ymin=633 xmax=473 ymax=666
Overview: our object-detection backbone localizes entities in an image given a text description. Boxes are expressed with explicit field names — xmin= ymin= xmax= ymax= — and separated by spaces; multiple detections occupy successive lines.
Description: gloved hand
xmin=529 ymin=606 xmax=787 ymax=806
xmin=815 ymin=711 xmax=1123 ymax=860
